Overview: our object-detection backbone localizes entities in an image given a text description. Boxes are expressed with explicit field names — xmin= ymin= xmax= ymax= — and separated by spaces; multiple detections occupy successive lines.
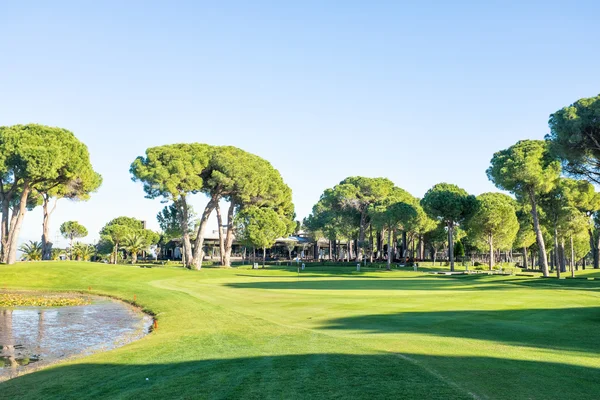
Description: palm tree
xmin=19 ymin=241 xmax=43 ymax=261
xmin=72 ymin=242 xmax=94 ymax=261
xmin=50 ymin=248 xmax=63 ymax=261
xmin=122 ymin=233 xmax=148 ymax=264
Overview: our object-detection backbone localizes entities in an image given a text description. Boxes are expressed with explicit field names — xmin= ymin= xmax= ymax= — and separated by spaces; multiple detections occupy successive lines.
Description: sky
xmin=1 ymin=1 xmax=600 ymax=248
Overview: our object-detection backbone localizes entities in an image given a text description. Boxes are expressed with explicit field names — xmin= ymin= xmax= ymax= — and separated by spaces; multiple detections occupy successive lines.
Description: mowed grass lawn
xmin=1 ymin=262 xmax=599 ymax=399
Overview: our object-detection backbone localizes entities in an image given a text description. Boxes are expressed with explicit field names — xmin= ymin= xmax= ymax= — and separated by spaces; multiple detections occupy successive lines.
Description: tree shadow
xmin=227 ymin=273 xmax=600 ymax=292
xmin=226 ymin=278 xmax=519 ymax=291
xmin=323 ymin=307 xmax=600 ymax=354
xmin=1 ymin=353 xmax=598 ymax=400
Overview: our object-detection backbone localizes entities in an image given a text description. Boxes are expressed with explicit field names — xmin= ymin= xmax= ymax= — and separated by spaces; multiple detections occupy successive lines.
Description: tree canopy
xmin=236 ymin=206 xmax=294 ymax=267
xmin=421 ymin=183 xmax=476 ymax=271
xmin=0 ymin=124 xmax=98 ymax=264
xmin=487 ymin=140 xmax=561 ymax=276
xmin=548 ymin=94 xmax=600 ymax=183
xmin=131 ymin=144 xmax=294 ymax=269
xmin=467 ymin=193 xmax=519 ymax=268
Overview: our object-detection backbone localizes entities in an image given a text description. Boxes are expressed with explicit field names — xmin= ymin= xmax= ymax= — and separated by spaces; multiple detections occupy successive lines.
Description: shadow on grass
xmin=323 ymin=307 xmax=600 ymax=354
xmin=228 ymin=272 xmax=600 ymax=292
xmin=226 ymin=277 xmax=521 ymax=291
xmin=1 ymin=353 xmax=598 ymax=400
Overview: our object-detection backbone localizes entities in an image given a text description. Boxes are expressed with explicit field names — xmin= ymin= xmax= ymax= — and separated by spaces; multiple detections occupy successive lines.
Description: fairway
xmin=1 ymin=263 xmax=599 ymax=399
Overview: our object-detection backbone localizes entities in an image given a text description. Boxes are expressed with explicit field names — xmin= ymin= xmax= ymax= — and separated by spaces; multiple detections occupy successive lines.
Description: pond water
xmin=0 ymin=295 xmax=152 ymax=381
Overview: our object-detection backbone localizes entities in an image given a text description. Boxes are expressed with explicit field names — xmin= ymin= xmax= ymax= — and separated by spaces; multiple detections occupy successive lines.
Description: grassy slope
xmin=0 ymin=262 xmax=599 ymax=399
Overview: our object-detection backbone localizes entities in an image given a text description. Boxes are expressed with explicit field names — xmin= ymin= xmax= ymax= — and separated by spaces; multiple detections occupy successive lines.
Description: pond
xmin=0 ymin=294 xmax=152 ymax=381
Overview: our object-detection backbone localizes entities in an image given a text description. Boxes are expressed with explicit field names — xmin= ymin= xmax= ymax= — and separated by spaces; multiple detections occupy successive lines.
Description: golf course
xmin=1 ymin=262 xmax=599 ymax=399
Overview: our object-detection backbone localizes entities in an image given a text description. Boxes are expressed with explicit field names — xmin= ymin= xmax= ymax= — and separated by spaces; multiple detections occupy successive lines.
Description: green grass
xmin=0 ymin=262 xmax=599 ymax=399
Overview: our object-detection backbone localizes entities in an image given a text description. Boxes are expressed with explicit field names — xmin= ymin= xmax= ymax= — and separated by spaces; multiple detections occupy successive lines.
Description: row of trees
xmin=303 ymin=94 xmax=600 ymax=277
xmin=4 ymin=94 xmax=599 ymax=273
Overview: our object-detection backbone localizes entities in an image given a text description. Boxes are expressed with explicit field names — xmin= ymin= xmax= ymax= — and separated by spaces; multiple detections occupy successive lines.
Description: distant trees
xmin=421 ymin=183 xmax=476 ymax=271
xmin=100 ymin=217 xmax=158 ymax=264
xmin=467 ymin=193 xmax=519 ymax=269
xmin=71 ymin=242 xmax=95 ymax=261
xmin=121 ymin=231 xmax=159 ymax=264
xmin=7 ymin=95 xmax=600 ymax=274
xmin=329 ymin=177 xmax=396 ymax=262
xmin=236 ymin=206 xmax=294 ymax=267
xmin=305 ymin=179 xmax=436 ymax=267
xmin=0 ymin=124 xmax=99 ymax=264
xmin=60 ymin=221 xmax=88 ymax=260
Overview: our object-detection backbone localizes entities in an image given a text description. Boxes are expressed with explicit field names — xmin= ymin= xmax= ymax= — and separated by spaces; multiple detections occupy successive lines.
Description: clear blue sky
xmin=2 ymin=1 xmax=599 ymax=246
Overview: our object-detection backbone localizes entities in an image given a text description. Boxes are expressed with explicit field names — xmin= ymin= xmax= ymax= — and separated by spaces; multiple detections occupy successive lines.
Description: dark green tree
xmin=0 ymin=124 xmax=97 ymax=264
xmin=236 ymin=206 xmax=294 ymax=268
xmin=421 ymin=183 xmax=476 ymax=271
xmin=547 ymin=94 xmax=600 ymax=183
xmin=487 ymin=140 xmax=561 ymax=277
xmin=467 ymin=193 xmax=519 ymax=269
xmin=100 ymin=217 xmax=144 ymax=264
xmin=131 ymin=144 xmax=212 ymax=268
xmin=60 ymin=221 xmax=88 ymax=260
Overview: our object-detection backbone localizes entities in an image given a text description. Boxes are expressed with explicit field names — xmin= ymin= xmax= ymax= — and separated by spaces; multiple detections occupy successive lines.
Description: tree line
xmin=2 ymin=93 xmax=599 ymax=273
xmin=303 ymin=94 xmax=600 ymax=277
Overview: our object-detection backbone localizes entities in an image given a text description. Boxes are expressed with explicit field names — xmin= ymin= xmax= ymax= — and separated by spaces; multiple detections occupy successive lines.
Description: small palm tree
xmin=121 ymin=233 xmax=148 ymax=264
xmin=72 ymin=242 xmax=95 ymax=261
xmin=50 ymin=248 xmax=63 ymax=261
xmin=19 ymin=241 xmax=43 ymax=261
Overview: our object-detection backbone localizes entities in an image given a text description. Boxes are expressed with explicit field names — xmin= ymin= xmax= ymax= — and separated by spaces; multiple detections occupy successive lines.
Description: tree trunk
xmin=357 ymin=209 xmax=366 ymax=262
xmin=560 ymin=238 xmax=567 ymax=273
xmin=392 ymin=230 xmax=398 ymax=262
xmin=489 ymin=233 xmax=494 ymax=270
xmin=113 ymin=240 xmax=119 ymax=264
xmin=523 ymin=247 xmax=528 ymax=269
xmin=6 ymin=185 xmax=31 ymax=265
xmin=387 ymin=227 xmax=392 ymax=270
xmin=402 ymin=231 xmax=408 ymax=262
xmin=554 ymin=226 xmax=560 ymax=278
xmin=328 ymin=240 xmax=333 ymax=260
xmin=588 ymin=229 xmax=597 ymax=269
xmin=1 ymin=191 xmax=13 ymax=263
xmin=41 ymin=196 xmax=57 ymax=260
xmin=262 ymin=247 xmax=266 ymax=268
xmin=192 ymin=196 xmax=217 ymax=269
xmin=215 ymin=203 xmax=225 ymax=265
xmin=173 ymin=197 xmax=193 ymax=268
xmin=529 ymin=190 xmax=549 ymax=276
xmin=348 ymin=240 xmax=353 ymax=262
xmin=570 ymin=235 xmax=575 ymax=278
xmin=131 ymin=252 xmax=138 ymax=264
xmin=223 ymin=201 xmax=236 ymax=267
xmin=447 ymin=222 xmax=455 ymax=272
xmin=596 ymin=234 xmax=600 ymax=269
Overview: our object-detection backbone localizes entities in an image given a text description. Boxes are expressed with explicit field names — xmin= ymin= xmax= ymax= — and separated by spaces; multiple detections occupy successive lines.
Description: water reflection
xmin=0 ymin=298 xmax=151 ymax=381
